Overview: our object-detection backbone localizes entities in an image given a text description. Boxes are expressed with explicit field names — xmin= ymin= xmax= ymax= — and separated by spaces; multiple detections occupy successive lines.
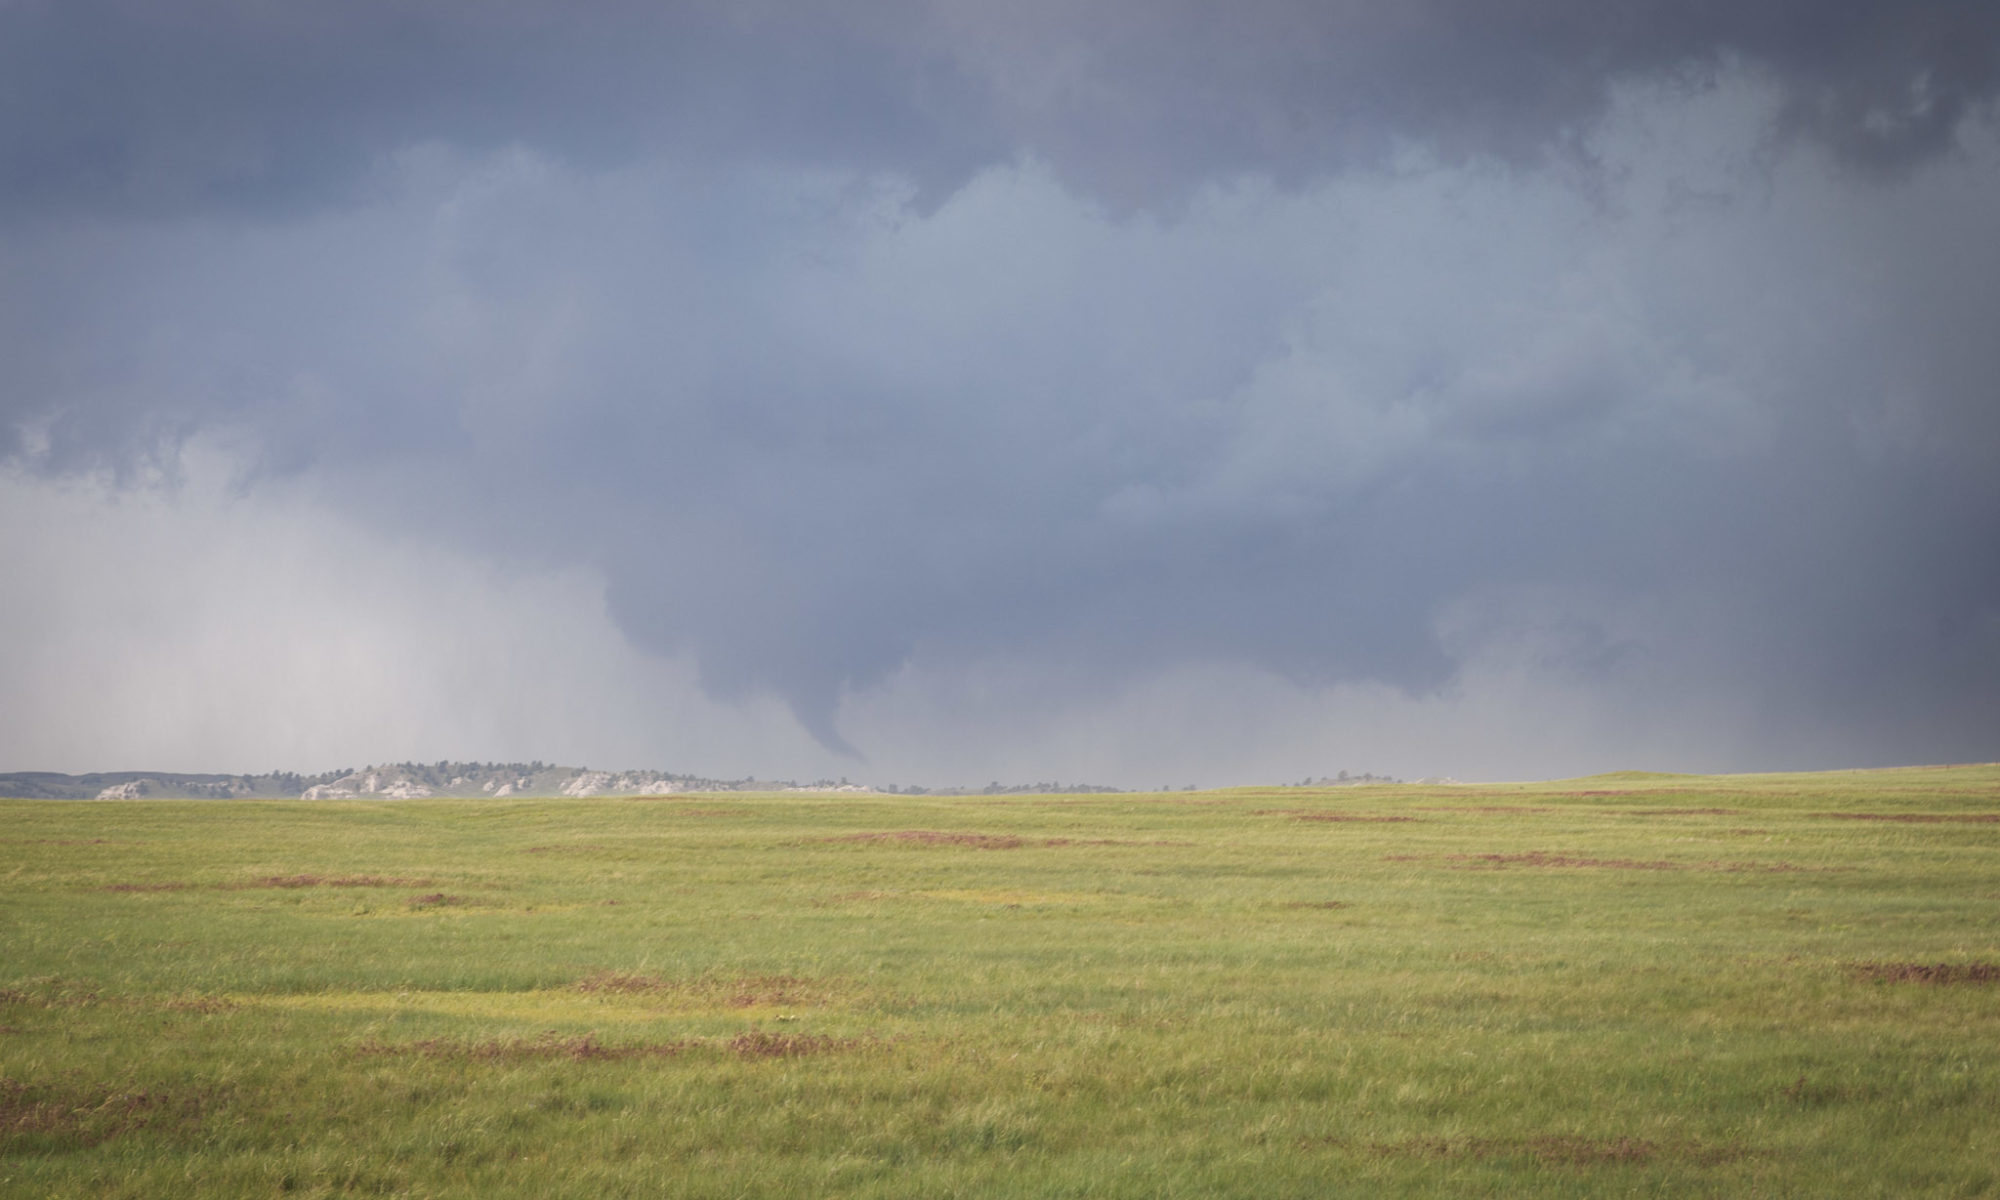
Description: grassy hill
xmin=3 ymin=764 xmax=1997 ymax=1196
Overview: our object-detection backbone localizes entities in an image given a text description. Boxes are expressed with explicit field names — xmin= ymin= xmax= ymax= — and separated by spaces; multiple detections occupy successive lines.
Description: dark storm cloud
xmin=0 ymin=0 xmax=996 ymax=217
xmin=3 ymin=1 xmax=1998 ymax=771
xmin=5 ymin=0 xmax=1997 ymax=218
xmin=928 ymin=0 xmax=2000 ymax=196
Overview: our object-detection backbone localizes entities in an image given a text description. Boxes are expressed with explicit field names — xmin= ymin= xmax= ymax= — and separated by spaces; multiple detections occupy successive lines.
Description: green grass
xmin=3 ymin=764 xmax=1998 ymax=1197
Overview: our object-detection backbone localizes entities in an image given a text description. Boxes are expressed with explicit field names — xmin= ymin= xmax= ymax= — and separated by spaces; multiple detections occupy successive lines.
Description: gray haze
xmin=3 ymin=2 xmax=1997 ymax=784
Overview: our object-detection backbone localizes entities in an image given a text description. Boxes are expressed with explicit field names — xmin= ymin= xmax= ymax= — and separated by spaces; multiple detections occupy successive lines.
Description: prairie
xmin=3 ymin=764 xmax=1998 ymax=1197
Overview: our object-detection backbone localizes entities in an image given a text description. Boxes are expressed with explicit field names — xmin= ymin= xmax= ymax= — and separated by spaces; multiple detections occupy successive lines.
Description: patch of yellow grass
xmin=917 ymin=888 xmax=1103 ymax=907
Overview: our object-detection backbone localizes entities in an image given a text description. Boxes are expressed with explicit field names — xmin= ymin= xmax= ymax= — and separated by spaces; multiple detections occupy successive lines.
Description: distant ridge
xmin=0 ymin=769 xmax=329 ymax=800
xmin=0 ymin=763 xmax=781 ymax=800
xmin=0 ymin=762 xmax=1127 ymax=799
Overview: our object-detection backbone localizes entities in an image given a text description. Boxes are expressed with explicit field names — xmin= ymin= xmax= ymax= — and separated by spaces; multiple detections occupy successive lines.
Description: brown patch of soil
xmin=727 ymin=1031 xmax=844 ymax=1059
xmin=360 ymin=1029 xmax=860 ymax=1062
xmin=574 ymin=970 xmax=670 ymax=995
xmin=235 ymin=874 xmax=433 ymax=889
xmin=1043 ymin=837 xmax=1193 ymax=847
xmin=1412 ymin=805 xmax=1556 ymax=814
xmin=405 ymin=892 xmax=465 ymax=908
xmin=361 ymin=1031 xmax=678 ymax=1061
xmin=1852 ymin=961 xmax=2000 ymax=984
xmin=1450 ymin=851 xmax=1682 ymax=870
xmin=1280 ymin=900 xmax=1350 ymax=910
xmin=0 ymin=981 xmax=102 ymax=1009
xmin=158 ymin=995 xmax=237 ymax=1014
xmin=1256 ymin=810 xmax=1419 ymax=823
xmin=0 ymin=1078 xmax=208 ymax=1148
xmin=107 ymin=875 xmax=432 ymax=892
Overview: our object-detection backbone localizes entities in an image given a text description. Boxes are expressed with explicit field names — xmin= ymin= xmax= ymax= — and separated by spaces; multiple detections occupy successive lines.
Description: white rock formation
xmin=562 ymin=771 xmax=615 ymax=797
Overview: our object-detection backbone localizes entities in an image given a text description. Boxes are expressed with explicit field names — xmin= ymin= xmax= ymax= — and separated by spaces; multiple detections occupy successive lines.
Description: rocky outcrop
xmin=94 ymin=776 xmax=265 ymax=799
xmin=561 ymin=771 xmax=616 ymax=797
xmin=11 ymin=761 xmax=1057 ymax=801
xmin=303 ymin=769 xmax=437 ymax=800
xmin=289 ymin=762 xmax=721 ymax=799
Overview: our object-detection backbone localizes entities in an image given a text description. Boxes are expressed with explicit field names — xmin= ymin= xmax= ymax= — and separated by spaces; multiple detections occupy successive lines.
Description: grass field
xmin=3 ymin=765 xmax=1999 ymax=1197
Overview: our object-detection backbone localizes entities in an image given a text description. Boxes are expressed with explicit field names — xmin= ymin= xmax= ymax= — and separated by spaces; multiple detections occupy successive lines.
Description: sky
xmin=3 ymin=0 xmax=1997 ymax=787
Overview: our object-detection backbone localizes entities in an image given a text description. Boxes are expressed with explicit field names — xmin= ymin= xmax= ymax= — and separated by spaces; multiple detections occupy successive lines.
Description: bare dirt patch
xmin=1412 ymin=805 xmax=1556 ymax=815
xmin=0 ymin=1078 xmax=209 ymax=1149
xmin=358 ymin=1029 xmax=862 ymax=1062
xmin=232 ymin=874 xmax=434 ymax=890
xmin=1257 ymin=810 xmax=1419 ymax=823
xmin=104 ymin=874 xmax=454 ymax=902
xmin=0 ymin=980 xmax=103 ymax=1009
xmin=727 ymin=1030 xmax=846 ymax=1059
xmin=360 ymin=1031 xmax=677 ymax=1062
xmin=574 ymin=970 xmax=672 ymax=995
xmin=158 ymin=995 xmax=237 ymax=1014
xmin=1851 ymin=961 xmax=2000 ymax=984
xmin=1450 ymin=851 xmax=1683 ymax=870
xmin=105 ymin=876 xmax=431 ymax=892
xmin=405 ymin=892 xmax=466 ymax=909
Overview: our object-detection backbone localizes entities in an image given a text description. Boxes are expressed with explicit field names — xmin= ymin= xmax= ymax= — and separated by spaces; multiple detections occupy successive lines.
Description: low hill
xmin=0 ymin=762 xmax=772 ymax=800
